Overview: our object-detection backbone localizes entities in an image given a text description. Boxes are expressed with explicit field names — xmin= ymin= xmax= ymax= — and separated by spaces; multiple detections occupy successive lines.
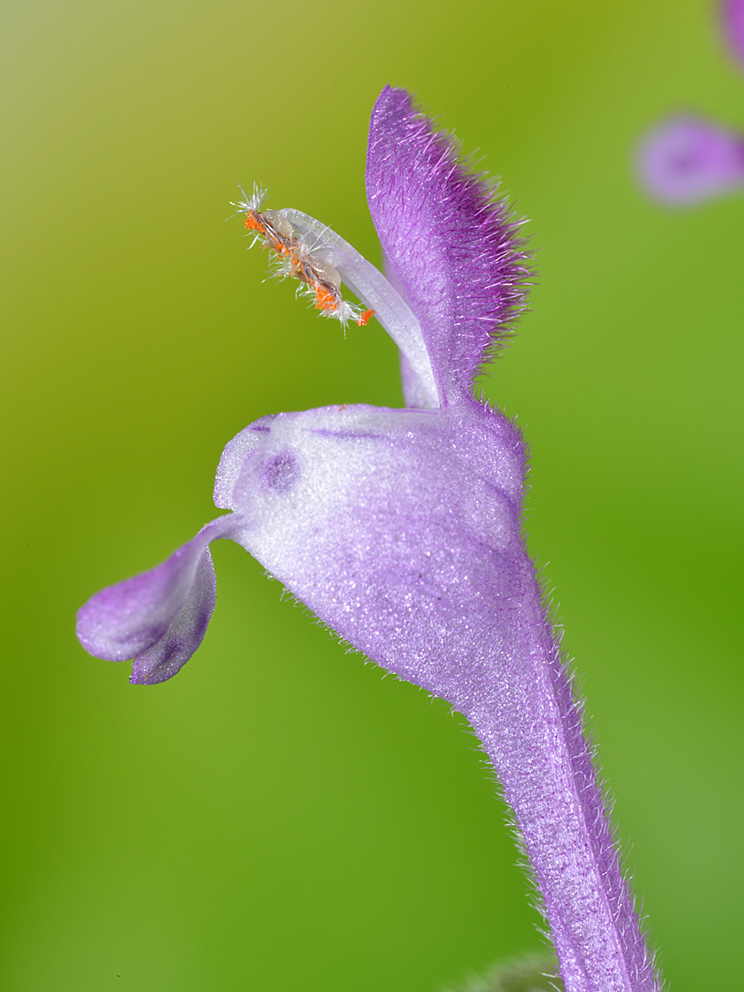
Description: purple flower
xmin=78 ymin=87 xmax=663 ymax=992
xmin=638 ymin=115 xmax=744 ymax=205
xmin=722 ymin=0 xmax=744 ymax=65
xmin=637 ymin=2 xmax=744 ymax=204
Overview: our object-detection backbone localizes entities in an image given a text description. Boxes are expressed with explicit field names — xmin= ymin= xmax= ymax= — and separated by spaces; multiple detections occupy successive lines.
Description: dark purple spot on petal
xmin=262 ymin=450 xmax=299 ymax=493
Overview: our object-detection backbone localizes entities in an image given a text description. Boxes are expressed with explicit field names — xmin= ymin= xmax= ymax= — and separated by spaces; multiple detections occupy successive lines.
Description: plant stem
xmin=466 ymin=604 xmax=661 ymax=992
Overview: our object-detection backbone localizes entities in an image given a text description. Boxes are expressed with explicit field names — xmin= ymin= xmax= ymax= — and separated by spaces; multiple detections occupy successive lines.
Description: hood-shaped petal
xmin=366 ymin=86 xmax=529 ymax=405
xmin=77 ymin=515 xmax=239 ymax=683
xmin=638 ymin=115 xmax=744 ymax=204
xmin=215 ymin=402 xmax=530 ymax=714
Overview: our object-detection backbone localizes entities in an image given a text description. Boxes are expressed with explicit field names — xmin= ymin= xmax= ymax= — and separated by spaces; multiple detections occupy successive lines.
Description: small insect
xmin=233 ymin=184 xmax=375 ymax=328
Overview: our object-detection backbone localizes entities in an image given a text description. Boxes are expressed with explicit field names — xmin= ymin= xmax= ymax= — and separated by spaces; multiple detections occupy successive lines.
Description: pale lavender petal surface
xmin=722 ymin=0 xmax=744 ymax=65
xmin=638 ymin=115 xmax=744 ymax=204
xmin=366 ymin=86 xmax=529 ymax=404
xmin=217 ymin=401 xmax=527 ymax=709
xmin=77 ymin=515 xmax=237 ymax=683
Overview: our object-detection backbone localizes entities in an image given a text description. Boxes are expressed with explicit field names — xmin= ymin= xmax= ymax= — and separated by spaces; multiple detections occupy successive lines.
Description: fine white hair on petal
xmin=281 ymin=207 xmax=440 ymax=409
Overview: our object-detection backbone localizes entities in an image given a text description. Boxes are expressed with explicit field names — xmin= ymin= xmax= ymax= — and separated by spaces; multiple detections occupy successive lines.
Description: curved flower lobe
xmin=76 ymin=515 xmax=237 ymax=684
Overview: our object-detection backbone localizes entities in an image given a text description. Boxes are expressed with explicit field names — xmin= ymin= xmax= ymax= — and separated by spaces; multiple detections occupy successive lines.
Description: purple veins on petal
xmin=129 ymin=549 xmax=216 ymax=685
xmin=637 ymin=115 xmax=744 ymax=205
xmin=722 ymin=0 xmax=744 ymax=66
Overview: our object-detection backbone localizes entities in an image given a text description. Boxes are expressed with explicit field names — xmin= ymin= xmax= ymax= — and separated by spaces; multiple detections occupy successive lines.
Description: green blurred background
xmin=2 ymin=0 xmax=742 ymax=988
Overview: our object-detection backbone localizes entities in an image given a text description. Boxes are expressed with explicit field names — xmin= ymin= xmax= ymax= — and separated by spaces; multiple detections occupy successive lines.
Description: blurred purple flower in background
xmin=722 ymin=0 xmax=744 ymax=63
xmin=638 ymin=0 xmax=744 ymax=204
xmin=639 ymin=115 xmax=744 ymax=204
xmin=78 ymin=87 xmax=664 ymax=992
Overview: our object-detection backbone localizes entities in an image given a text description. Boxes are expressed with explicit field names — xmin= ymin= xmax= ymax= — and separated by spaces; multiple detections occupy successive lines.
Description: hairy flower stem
xmin=467 ymin=603 xmax=659 ymax=992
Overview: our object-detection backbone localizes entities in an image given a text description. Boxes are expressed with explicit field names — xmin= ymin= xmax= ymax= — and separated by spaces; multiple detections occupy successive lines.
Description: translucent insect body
xmin=236 ymin=185 xmax=375 ymax=327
